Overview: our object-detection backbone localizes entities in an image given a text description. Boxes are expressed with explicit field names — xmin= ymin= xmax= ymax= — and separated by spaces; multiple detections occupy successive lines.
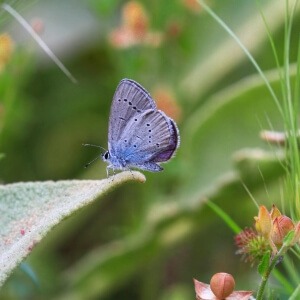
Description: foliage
xmin=0 ymin=0 xmax=299 ymax=299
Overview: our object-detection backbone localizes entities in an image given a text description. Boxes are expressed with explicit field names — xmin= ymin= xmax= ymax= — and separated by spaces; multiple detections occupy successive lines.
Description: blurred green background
xmin=0 ymin=0 xmax=298 ymax=299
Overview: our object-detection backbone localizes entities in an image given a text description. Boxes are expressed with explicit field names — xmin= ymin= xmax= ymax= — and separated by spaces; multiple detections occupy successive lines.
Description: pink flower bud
xmin=210 ymin=272 xmax=235 ymax=299
xmin=271 ymin=215 xmax=294 ymax=246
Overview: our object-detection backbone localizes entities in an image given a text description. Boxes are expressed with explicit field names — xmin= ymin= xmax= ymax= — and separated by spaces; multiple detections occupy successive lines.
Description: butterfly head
xmin=101 ymin=151 xmax=110 ymax=162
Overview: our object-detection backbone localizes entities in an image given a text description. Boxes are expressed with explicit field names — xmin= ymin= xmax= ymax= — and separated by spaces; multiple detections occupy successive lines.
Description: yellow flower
xmin=254 ymin=205 xmax=272 ymax=239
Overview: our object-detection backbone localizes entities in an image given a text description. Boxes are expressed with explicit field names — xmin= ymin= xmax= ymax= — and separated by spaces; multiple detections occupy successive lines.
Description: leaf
xmin=0 ymin=171 xmax=146 ymax=287
xmin=283 ymin=230 xmax=295 ymax=246
xmin=181 ymin=67 xmax=294 ymax=195
xmin=258 ymin=251 xmax=271 ymax=278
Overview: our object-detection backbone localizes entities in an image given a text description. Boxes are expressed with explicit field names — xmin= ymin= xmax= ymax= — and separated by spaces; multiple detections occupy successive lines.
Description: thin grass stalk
xmin=0 ymin=3 xmax=77 ymax=84
xmin=196 ymin=0 xmax=284 ymax=118
xmin=256 ymin=0 xmax=287 ymax=106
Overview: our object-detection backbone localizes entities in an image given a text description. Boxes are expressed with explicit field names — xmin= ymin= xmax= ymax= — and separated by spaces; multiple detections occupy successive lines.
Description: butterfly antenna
xmin=84 ymin=155 xmax=101 ymax=168
xmin=82 ymin=143 xmax=107 ymax=151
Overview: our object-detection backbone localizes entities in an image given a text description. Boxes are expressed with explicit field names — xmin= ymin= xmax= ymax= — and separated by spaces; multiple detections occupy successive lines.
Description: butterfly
xmin=84 ymin=79 xmax=180 ymax=177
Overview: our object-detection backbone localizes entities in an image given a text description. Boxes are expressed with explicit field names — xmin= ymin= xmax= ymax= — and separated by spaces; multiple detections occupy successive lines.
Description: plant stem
xmin=256 ymin=246 xmax=287 ymax=300
xmin=289 ymin=282 xmax=300 ymax=300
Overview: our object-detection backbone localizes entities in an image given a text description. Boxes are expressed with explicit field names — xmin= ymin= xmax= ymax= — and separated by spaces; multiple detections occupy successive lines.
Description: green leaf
xmin=182 ymin=67 xmax=295 ymax=195
xmin=258 ymin=251 xmax=271 ymax=278
xmin=283 ymin=230 xmax=295 ymax=246
xmin=0 ymin=171 xmax=146 ymax=287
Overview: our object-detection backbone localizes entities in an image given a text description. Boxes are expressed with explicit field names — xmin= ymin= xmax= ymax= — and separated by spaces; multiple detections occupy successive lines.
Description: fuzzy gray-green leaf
xmin=0 ymin=171 xmax=145 ymax=286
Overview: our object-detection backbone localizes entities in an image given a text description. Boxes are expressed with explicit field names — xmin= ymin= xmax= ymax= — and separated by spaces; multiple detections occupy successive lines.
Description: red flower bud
xmin=271 ymin=215 xmax=294 ymax=246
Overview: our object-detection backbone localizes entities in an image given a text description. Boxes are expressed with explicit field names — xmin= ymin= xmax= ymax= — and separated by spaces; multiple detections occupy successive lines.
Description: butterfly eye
xmin=104 ymin=152 xmax=109 ymax=160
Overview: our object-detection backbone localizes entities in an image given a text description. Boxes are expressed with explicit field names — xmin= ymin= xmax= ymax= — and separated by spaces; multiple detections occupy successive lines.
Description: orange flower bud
xmin=153 ymin=87 xmax=181 ymax=122
xmin=254 ymin=205 xmax=272 ymax=238
xmin=109 ymin=1 xmax=163 ymax=49
xmin=210 ymin=272 xmax=235 ymax=299
xmin=270 ymin=204 xmax=281 ymax=220
xmin=122 ymin=1 xmax=148 ymax=38
xmin=271 ymin=215 xmax=294 ymax=246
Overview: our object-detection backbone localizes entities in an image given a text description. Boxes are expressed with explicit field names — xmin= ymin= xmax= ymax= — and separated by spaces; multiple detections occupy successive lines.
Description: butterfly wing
xmin=112 ymin=109 xmax=179 ymax=171
xmin=108 ymin=79 xmax=156 ymax=152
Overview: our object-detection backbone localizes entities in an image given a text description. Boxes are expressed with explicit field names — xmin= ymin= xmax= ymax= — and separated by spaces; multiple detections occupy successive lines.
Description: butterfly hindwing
xmin=111 ymin=110 xmax=179 ymax=170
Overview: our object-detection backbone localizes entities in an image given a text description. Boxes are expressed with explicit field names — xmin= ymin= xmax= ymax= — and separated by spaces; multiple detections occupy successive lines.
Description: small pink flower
xmin=235 ymin=228 xmax=271 ymax=266
xmin=109 ymin=1 xmax=163 ymax=49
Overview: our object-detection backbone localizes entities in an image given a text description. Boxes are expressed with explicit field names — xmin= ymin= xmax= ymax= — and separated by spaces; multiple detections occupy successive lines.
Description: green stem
xmin=256 ymin=246 xmax=287 ymax=300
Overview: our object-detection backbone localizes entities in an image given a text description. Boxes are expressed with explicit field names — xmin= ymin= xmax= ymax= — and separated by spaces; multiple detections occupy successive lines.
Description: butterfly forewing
xmin=108 ymin=79 xmax=156 ymax=150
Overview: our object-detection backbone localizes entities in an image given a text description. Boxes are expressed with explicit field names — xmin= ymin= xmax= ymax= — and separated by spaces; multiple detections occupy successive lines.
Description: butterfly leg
xmin=106 ymin=165 xmax=115 ymax=180
xmin=128 ymin=168 xmax=134 ymax=178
